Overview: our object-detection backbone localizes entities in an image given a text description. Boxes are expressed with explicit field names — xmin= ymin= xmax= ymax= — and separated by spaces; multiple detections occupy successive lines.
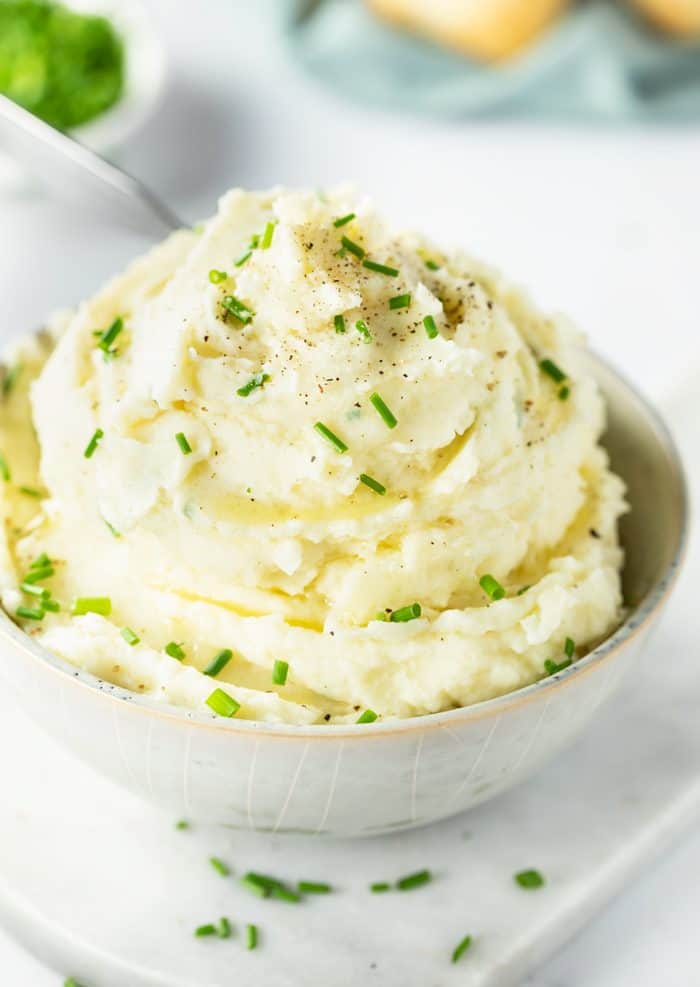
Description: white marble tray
xmin=0 ymin=376 xmax=696 ymax=987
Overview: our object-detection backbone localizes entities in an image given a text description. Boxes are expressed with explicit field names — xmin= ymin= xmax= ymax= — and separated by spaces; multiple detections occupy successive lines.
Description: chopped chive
xmin=165 ymin=641 xmax=186 ymax=661
xmin=31 ymin=552 xmax=50 ymax=569
xmin=64 ymin=979 xmax=84 ymax=987
xmin=369 ymin=392 xmax=397 ymax=428
xmin=355 ymin=319 xmax=371 ymax=343
xmin=370 ymin=882 xmax=390 ymax=893
xmin=423 ymin=314 xmax=439 ymax=339
xmin=23 ymin=565 xmax=54 ymax=584
xmin=209 ymin=269 xmax=228 ymax=284
xmin=359 ymin=473 xmax=386 ymax=496
xmin=120 ymin=627 xmax=140 ymax=646
xmin=42 ymin=598 xmax=60 ymax=613
xmin=516 ymin=584 xmax=531 ymax=596
xmin=97 ymin=316 xmax=123 ymax=355
xmin=0 ymin=453 xmax=12 ymax=482
xmin=397 ymin=869 xmax=432 ymax=891
xmin=99 ymin=317 xmax=123 ymax=345
xmin=340 ymin=235 xmax=365 ymax=259
xmin=356 ymin=709 xmax=378 ymax=724
xmin=203 ymin=648 xmax=233 ymax=677
xmin=564 ymin=636 xmax=575 ymax=659
xmin=16 ymin=605 xmax=43 ymax=620
xmin=544 ymin=658 xmax=572 ymax=675
xmin=175 ymin=432 xmax=192 ymax=455
xmin=452 ymin=934 xmax=473 ymax=964
xmin=103 ymin=518 xmax=121 ymax=538
xmin=298 ymin=881 xmax=332 ymax=894
xmin=21 ymin=582 xmax=49 ymax=598
xmin=389 ymin=293 xmax=411 ymax=310
xmin=260 ymin=221 xmax=276 ymax=249
xmin=540 ymin=358 xmax=567 ymax=384
xmin=362 ymin=259 xmax=399 ymax=277
xmin=246 ymin=923 xmax=258 ymax=950
xmin=260 ymin=220 xmax=277 ymax=250
xmin=222 ymin=295 xmax=254 ymax=325
xmin=72 ymin=597 xmax=111 ymax=616
xmin=479 ymin=574 xmax=505 ymax=601
xmin=237 ymin=372 xmax=270 ymax=397
xmin=3 ymin=363 xmax=22 ymax=395
xmin=241 ymin=870 xmax=284 ymax=897
xmin=241 ymin=871 xmax=300 ymax=902
xmin=333 ymin=213 xmax=356 ymax=228
xmin=272 ymin=659 xmax=289 ymax=685
xmin=83 ymin=428 xmax=104 ymax=459
xmin=206 ymin=688 xmax=240 ymax=717
xmin=334 ymin=314 xmax=346 ymax=334
xmin=390 ymin=603 xmax=421 ymax=622
xmin=515 ymin=869 xmax=545 ymax=889
xmin=425 ymin=259 xmax=440 ymax=271
xmin=314 ymin=422 xmax=348 ymax=454
xmin=19 ymin=486 xmax=42 ymax=498
xmin=209 ymin=857 xmax=230 ymax=877
xmin=374 ymin=611 xmax=388 ymax=622
xmin=558 ymin=385 xmax=570 ymax=401
xmin=271 ymin=885 xmax=301 ymax=903
xmin=249 ymin=234 xmax=260 ymax=249
xmin=234 ymin=249 xmax=252 ymax=267
xmin=175 ymin=819 xmax=189 ymax=830
xmin=194 ymin=923 xmax=218 ymax=937
xmin=218 ymin=916 xmax=232 ymax=939
xmin=240 ymin=873 xmax=271 ymax=898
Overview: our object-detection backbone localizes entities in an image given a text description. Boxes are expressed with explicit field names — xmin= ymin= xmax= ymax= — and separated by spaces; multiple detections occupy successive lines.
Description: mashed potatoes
xmin=0 ymin=188 xmax=626 ymax=723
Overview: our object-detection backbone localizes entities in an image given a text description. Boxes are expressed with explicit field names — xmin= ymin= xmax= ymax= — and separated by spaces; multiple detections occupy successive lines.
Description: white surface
xmin=0 ymin=0 xmax=698 ymax=983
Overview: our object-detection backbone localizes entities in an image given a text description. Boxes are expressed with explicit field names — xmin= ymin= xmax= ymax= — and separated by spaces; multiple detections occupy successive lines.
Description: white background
xmin=0 ymin=1 xmax=699 ymax=983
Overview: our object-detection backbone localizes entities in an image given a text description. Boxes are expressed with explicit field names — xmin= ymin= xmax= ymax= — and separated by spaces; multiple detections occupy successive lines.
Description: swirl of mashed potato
xmin=0 ymin=188 xmax=626 ymax=724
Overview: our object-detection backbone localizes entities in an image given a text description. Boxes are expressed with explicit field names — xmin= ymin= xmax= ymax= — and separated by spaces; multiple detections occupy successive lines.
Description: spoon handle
xmin=0 ymin=95 xmax=184 ymax=236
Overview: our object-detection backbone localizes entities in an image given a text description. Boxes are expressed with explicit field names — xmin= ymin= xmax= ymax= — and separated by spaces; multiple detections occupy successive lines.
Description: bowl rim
xmin=0 ymin=351 xmax=689 ymax=740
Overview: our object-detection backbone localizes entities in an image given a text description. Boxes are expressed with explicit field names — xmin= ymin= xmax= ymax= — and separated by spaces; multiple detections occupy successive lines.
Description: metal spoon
xmin=0 ymin=94 xmax=183 ymax=236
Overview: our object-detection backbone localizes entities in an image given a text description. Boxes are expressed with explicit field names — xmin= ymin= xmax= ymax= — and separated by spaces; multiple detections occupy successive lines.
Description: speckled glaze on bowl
xmin=0 ymin=353 xmax=687 ymax=837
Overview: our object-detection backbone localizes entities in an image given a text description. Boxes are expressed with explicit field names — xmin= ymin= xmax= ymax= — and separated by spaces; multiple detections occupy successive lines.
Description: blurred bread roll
xmin=627 ymin=0 xmax=700 ymax=35
xmin=365 ymin=0 xmax=570 ymax=61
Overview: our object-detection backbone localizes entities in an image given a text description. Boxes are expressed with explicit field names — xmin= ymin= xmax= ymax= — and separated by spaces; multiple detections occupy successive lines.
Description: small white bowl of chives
xmin=0 ymin=0 xmax=166 ymax=190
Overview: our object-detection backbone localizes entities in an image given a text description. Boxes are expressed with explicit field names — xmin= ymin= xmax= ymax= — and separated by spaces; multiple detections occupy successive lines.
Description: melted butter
xmin=190 ymin=481 xmax=402 ymax=526
xmin=197 ymin=651 xmax=350 ymax=714
xmin=165 ymin=586 xmax=326 ymax=631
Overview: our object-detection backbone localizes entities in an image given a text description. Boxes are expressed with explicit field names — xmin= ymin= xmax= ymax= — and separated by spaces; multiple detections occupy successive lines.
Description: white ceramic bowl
xmin=0 ymin=353 xmax=687 ymax=838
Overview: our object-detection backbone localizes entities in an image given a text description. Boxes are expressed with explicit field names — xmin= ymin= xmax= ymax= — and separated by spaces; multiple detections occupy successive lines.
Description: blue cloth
xmin=283 ymin=1 xmax=700 ymax=121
